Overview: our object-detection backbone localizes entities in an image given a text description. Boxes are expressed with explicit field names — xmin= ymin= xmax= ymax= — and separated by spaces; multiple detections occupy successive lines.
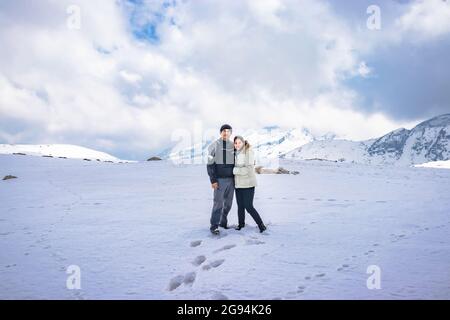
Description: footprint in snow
xmin=390 ymin=234 xmax=406 ymax=242
xmin=168 ymin=275 xmax=184 ymax=291
xmin=286 ymin=290 xmax=298 ymax=297
xmin=202 ymin=259 xmax=225 ymax=270
xmin=213 ymin=244 xmax=236 ymax=253
xmin=337 ymin=264 xmax=350 ymax=271
xmin=302 ymin=272 xmax=326 ymax=282
xmin=211 ymin=292 xmax=229 ymax=300
xmin=315 ymin=273 xmax=326 ymax=278
xmin=168 ymin=271 xmax=197 ymax=291
xmin=190 ymin=240 xmax=202 ymax=247
xmin=297 ymin=285 xmax=306 ymax=293
xmin=192 ymin=255 xmax=206 ymax=266
xmin=183 ymin=272 xmax=196 ymax=286
xmin=246 ymin=239 xmax=265 ymax=245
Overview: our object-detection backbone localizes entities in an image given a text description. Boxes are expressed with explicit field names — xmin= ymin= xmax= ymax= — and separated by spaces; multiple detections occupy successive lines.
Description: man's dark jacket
xmin=207 ymin=138 xmax=235 ymax=184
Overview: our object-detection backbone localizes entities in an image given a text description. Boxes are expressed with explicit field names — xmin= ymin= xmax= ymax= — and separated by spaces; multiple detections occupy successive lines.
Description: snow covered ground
xmin=1 ymin=154 xmax=449 ymax=299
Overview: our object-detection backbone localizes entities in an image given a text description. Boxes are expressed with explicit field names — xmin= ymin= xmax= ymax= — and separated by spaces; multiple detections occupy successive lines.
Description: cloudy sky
xmin=1 ymin=0 xmax=449 ymax=160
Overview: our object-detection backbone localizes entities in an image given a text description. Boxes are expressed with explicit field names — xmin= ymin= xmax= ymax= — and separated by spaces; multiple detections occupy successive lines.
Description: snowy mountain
xmin=0 ymin=144 xmax=127 ymax=162
xmin=284 ymin=114 xmax=450 ymax=166
xmin=399 ymin=114 xmax=450 ymax=165
xmin=163 ymin=114 xmax=450 ymax=166
xmin=283 ymin=139 xmax=375 ymax=164
xmin=243 ymin=127 xmax=336 ymax=159
xmin=162 ymin=126 xmax=336 ymax=163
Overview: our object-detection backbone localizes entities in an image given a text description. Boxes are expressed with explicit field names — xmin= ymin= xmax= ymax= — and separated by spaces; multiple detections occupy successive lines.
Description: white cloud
xmin=396 ymin=0 xmax=450 ymax=40
xmin=120 ymin=70 xmax=143 ymax=84
xmin=246 ymin=0 xmax=287 ymax=30
xmin=0 ymin=0 xmax=423 ymax=159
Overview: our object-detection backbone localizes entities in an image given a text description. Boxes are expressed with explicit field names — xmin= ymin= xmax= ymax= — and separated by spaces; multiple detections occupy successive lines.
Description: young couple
xmin=206 ymin=124 xmax=266 ymax=236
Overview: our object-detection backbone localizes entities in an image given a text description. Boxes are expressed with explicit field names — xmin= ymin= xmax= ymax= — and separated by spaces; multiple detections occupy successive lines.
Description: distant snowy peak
xmin=241 ymin=127 xmax=316 ymax=159
xmin=163 ymin=126 xmax=333 ymax=161
xmin=414 ymin=113 xmax=450 ymax=129
xmin=0 ymin=144 xmax=125 ymax=162
xmin=163 ymin=114 xmax=450 ymax=166
xmin=367 ymin=128 xmax=410 ymax=158
xmin=283 ymin=139 xmax=374 ymax=163
xmin=400 ymin=114 xmax=450 ymax=164
xmin=285 ymin=113 xmax=450 ymax=165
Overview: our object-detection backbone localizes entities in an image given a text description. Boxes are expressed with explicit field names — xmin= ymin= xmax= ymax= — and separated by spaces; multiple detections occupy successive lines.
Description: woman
xmin=233 ymin=136 xmax=266 ymax=233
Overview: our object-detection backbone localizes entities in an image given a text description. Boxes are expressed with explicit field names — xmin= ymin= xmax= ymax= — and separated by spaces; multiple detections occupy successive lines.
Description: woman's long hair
xmin=234 ymin=136 xmax=251 ymax=151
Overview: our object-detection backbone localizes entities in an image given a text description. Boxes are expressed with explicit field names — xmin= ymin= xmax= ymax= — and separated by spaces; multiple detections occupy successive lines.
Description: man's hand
xmin=211 ymin=182 xmax=219 ymax=190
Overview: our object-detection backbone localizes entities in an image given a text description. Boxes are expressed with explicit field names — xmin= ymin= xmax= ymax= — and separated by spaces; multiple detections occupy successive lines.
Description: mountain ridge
xmin=285 ymin=113 xmax=450 ymax=165
xmin=165 ymin=113 xmax=450 ymax=166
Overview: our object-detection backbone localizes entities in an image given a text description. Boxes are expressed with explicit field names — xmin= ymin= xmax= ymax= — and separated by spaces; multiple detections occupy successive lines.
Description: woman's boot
xmin=258 ymin=224 xmax=267 ymax=233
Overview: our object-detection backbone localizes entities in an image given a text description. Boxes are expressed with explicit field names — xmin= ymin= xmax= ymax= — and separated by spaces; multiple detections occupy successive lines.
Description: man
xmin=207 ymin=124 xmax=235 ymax=235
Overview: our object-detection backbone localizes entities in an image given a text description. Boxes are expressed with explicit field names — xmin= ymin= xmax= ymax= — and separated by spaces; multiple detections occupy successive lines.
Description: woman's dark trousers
xmin=235 ymin=187 xmax=263 ymax=227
